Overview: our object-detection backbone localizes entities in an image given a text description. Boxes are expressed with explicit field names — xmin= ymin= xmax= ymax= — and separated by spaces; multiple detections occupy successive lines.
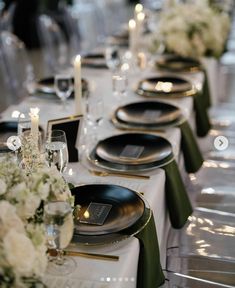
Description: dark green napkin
xmin=130 ymin=209 xmax=165 ymax=288
xmin=193 ymin=91 xmax=211 ymax=137
xmin=202 ymin=68 xmax=211 ymax=109
xmin=162 ymin=159 xmax=193 ymax=229
xmin=177 ymin=120 xmax=204 ymax=173
xmin=193 ymin=67 xmax=212 ymax=137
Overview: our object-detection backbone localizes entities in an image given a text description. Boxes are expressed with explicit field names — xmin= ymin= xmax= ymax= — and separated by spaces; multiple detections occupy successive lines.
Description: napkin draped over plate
xmin=163 ymin=159 xmax=193 ymax=229
xmin=124 ymin=208 xmax=165 ymax=288
xmin=178 ymin=120 xmax=204 ymax=173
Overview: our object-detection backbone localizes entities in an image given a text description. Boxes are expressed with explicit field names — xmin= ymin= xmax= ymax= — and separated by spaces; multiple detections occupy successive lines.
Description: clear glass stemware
xmin=54 ymin=74 xmax=73 ymax=108
xmin=44 ymin=201 xmax=76 ymax=275
xmin=45 ymin=130 xmax=68 ymax=173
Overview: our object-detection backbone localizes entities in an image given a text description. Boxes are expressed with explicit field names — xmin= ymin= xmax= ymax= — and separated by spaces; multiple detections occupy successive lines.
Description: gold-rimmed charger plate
xmin=35 ymin=76 xmax=89 ymax=96
xmin=135 ymin=76 xmax=197 ymax=99
xmin=114 ymin=101 xmax=182 ymax=126
xmin=156 ymin=55 xmax=202 ymax=73
xmin=95 ymin=133 xmax=173 ymax=165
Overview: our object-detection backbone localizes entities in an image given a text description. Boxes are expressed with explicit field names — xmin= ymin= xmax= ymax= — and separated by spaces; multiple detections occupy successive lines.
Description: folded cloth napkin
xmin=177 ymin=119 xmax=204 ymax=173
xmin=201 ymin=68 xmax=211 ymax=109
xmin=124 ymin=208 xmax=165 ymax=288
xmin=193 ymin=68 xmax=212 ymax=137
xmin=193 ymin=91 xmax=211 ymax=137
xmin=162 ymin=159 xmax=193 ymax=229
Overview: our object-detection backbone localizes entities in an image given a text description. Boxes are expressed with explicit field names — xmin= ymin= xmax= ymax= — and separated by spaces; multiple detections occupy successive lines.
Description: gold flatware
xmin=48 ymin=249 xmax=119 ymax=261
xmin=89 ymin=169 xmax=150 ymax=180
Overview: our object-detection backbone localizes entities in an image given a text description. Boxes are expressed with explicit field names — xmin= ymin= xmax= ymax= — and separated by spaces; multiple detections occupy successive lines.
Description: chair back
xmin=0 ymin=31 xmax=35 ymax=103
xmin=37 ymin=14 xmax=69 ymax=73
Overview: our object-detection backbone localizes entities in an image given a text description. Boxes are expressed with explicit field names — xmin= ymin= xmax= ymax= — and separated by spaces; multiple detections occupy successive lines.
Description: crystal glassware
xmin=54 ymin=74 xmax=73 ymax=107
xmin=44 ymin=201 xmax=76 ymax=275
xmin=45 ymin=130 xmax=68 ymax=173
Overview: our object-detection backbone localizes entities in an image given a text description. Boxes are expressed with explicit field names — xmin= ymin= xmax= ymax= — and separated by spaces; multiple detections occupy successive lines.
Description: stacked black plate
xmin=112 ymin=101 xmax=184 ymax=130
xmin=156 ymin=55 xmax=202 ymax=73
xmin=71 ymin=184 xmax=150 ymax=245
xmin=135 ymin=76 xmax=197 ymax=99
xmin=88 ymin=133 xmax=174 ymax=172
xmin=35 ymin=76 xmax=89 ymax=97
xmin=81 ymin=53 xmax=107 ymax=69
xmin=0 ymin=121 xmax=18 ymax=153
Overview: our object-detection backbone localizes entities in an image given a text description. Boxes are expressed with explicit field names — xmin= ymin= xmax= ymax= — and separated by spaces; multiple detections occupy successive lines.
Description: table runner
xmin=177 ymin=120 xmax=204 ymax=173
xmin=163 ymin=160 xmax=193 ymax=229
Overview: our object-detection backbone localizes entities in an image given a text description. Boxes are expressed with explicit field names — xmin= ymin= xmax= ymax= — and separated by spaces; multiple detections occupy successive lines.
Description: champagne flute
xmin=44 ymin=201 xmax=76 ymax=275
xmin=54 ymin=74 xmax=73 ymax=108
xmin=45 ymin=130 xmax=68 ymax=173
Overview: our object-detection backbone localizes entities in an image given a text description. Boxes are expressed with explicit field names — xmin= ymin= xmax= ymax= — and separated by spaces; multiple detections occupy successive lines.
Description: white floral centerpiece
xmin=0 ymin=156 xmax=73 ymax=287
xmin=151 ymin=0 xmax=230 ymax=58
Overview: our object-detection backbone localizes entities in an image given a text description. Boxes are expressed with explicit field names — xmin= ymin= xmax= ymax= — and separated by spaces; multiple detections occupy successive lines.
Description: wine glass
xmin=44 ymin=201 xmax=76 ymax=275
xmin=45 ymin=130 xmax=68 ymax=173
xmin=54 ymin=74 xmax=73 ymax=107
xmin=105 ymin=45 xmax=121 ymax=72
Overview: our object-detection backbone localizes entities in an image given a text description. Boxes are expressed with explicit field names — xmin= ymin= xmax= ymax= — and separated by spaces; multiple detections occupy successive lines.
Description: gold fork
xmin=89 ymin=169 xmax=150 ymax=180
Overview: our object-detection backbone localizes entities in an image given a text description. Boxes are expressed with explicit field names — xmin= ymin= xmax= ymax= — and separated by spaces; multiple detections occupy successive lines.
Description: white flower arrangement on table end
xmin=0 ymin=157 xmax=73 ymax=287
xmin=151 ymin=1 xmax=230 ymax=59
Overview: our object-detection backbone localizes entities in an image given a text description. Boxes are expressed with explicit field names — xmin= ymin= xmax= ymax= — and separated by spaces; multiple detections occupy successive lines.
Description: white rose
xmin=17 ymin=194 xmax=41 ymax=219
xmin=8 ymin=182 xmax=27 ymax=201
xmin=37 ymin=182 xmax=50 ymax=200
xmin=0 ymin=201 xmax=25 ymax=238
xmin=32 ymin=245 xmax=48 ymax=276
xmin=3 ymin=229 xmax=36 ymax=275
xmin=0 ymin=178 xmax=7 ymax=195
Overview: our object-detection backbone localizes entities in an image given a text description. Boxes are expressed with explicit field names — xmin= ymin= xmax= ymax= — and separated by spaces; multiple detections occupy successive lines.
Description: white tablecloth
xmin=1 ymin=63 xmax=204 ymax=287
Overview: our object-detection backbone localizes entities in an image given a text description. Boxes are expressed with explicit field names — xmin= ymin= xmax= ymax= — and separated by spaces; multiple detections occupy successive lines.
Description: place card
xmin=79 ymin=202 xmax=112 ymax=226
xmin=47 ymin=115 xmax=83 ymax=162
xmin=120 ymin=144 xmax=144 ymax=159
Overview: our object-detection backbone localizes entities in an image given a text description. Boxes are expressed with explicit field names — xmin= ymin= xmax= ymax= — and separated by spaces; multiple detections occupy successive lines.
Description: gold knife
xmin=48 ymin=249 xmax=119 ymax=261
xmin=89 ymin=169 xmax=150 ymax=180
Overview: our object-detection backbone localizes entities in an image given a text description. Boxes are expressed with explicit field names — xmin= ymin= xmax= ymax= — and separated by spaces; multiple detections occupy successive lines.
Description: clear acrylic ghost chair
xmin=0 ymin=31 xmax=35 ymax=103
xmin=165 ymin=268 xmax=235 ymax=288
xmin=72 ymin=1 xmax=107 ymax=53
xmin=0 ymin=2 xmax=16 ymax=32
xmin=165 ymin=208 xmax=235 ymax=287
xmin=37 ymin=14 xmax=69 ymax=74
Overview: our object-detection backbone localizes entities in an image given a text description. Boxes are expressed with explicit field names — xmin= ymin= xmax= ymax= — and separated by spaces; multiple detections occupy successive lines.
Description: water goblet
xmin=44 ymin=201 xmax=76 ymax=275
xmin=105 ymin=45 xmax=121 ymax=72
xmin=54 ymin=74 xmax=73 ymax=108
xmin=45 ymin=130 xmax=68 ymax=173
xmin=112 ymin=74 xmax=128 ymax=103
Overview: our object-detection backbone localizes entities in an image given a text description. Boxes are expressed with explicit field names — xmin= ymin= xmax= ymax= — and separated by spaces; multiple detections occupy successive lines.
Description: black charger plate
xmin=114 ymin=101 xmax=182 ymax=126
xmin=72 ymin=184 xmax=145 ymax=236
xmin=95 ymin=133 xmax=173 ymax=165
xmin=156 ymin=55 xmax=201 ymax=73
xmin=81 ymin=53 xmax=107 ymax=69
xmin=35 ymin=76 xmax=89 ymax=96
xmin=136 ymin=76 xmax=196 ymax=98
xmin=0 ymin=121 xmax=18 ymax=152
xmin=72 ymin=184 xmax=151 ymax=246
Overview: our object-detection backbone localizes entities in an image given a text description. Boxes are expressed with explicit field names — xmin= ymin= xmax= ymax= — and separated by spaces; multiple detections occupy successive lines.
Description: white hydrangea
xmin=152 ymin=1 xmax=230 ymax=58
xmin=0 ymin=178 xmax=7 ymax=195
xmin=3 ymin=229 xmax=36 ymax=275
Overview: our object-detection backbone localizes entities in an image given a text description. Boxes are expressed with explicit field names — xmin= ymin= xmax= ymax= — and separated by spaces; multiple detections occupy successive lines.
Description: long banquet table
xmin=1 ymin=57 xmax=206 ymax=287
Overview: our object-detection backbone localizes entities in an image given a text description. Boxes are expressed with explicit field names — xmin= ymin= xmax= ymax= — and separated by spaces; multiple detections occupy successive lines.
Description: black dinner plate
xmin=156 ymin=55 xmax=202 ymax=73
xmin=81 ymin=53 xmax=107 ymax=68
xmin=0 ymin=121 xmax=18 ymax=152
xmin=136 ymin=76 xmax=196 ymax=98
xmin=95 ymin=133 xmax=173 ymax=165
xmin=71 ymin=184 xmax=145 ymax=236
xmin=114 ymin=101 xmax=182 ymax=126
xmin=35 ymin=76 xmax=89 ymax=96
